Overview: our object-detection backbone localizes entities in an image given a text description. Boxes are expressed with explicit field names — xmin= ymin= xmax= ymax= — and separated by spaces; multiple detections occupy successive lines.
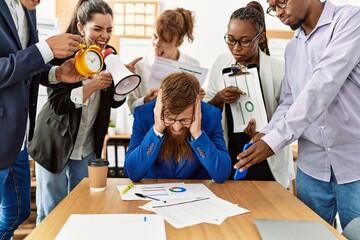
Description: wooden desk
xmin=26 ymin=179 xmax=344 ymax=240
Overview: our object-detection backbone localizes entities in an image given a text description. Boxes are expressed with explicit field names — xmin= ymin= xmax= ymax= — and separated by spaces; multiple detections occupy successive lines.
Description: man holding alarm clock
xmin=0 ymin=0 xmax=86 ymax=238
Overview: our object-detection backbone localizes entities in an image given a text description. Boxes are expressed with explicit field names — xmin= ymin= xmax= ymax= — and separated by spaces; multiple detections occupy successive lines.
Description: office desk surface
xmin=26 ymin=178 xmax=344 ymax=240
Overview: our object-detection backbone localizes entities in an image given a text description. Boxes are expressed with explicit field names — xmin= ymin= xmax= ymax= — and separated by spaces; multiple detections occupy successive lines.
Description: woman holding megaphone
xmin=28 ymin=0 xmax=140 ymax=224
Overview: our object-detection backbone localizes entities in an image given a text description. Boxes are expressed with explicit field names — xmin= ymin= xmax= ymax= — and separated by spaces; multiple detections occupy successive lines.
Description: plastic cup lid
xmin=88 ymin=159 xmax=109 ymax=167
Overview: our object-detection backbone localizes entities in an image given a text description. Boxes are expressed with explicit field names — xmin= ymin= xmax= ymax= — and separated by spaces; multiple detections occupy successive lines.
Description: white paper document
xmin=55 ymin=214 xmax=166 ymax=240
xmin=140 ymin=196 xmax=250 ymax=228
xmin=118 ymin=183 xmax=217 ymax=201
xmin=148 ymin=57 xmax=208 ymax=89
xmin=223 ymin=66 xmax=268 ymax=132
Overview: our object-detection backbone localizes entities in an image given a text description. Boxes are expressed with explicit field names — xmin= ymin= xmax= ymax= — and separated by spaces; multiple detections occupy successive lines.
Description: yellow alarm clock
xmin=74 ymin=44 xmax=104 ymax=77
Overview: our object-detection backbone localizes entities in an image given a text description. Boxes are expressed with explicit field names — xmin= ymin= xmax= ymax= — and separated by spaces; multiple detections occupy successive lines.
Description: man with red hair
xmin=125 ymin=72 xmax=231 ymax=183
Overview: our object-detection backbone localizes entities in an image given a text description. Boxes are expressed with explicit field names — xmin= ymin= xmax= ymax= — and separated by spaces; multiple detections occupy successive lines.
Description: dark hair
xmin=66 ymin=0 xmax=113 ymax=35
xmin=229 ymin=1 xmax=270 ymax=55
xmin=156 ymin=8 xmax=195 ymax=43
xmin=160 ymin=72 xmax=200 ymax=115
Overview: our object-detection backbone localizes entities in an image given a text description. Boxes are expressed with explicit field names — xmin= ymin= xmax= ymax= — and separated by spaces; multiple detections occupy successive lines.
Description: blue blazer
xmin=124 ymin=101 xmax=231 ymax=183
xmin=0 ymin=3 xmax=52 ymax=169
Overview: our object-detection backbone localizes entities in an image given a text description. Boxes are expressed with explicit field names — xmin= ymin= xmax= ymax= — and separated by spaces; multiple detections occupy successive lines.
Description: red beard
xmin=158 ymin=126 xmax=193 ymax=163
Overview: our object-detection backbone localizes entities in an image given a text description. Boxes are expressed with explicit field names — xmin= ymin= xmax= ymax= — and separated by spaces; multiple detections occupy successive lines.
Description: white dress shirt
xmin=6 ymin=0 xmax=29 ymax=49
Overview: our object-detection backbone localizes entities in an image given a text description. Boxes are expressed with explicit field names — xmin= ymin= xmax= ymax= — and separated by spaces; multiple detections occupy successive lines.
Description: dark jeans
xmin=0 ymin=147 xmax=31 ymax=240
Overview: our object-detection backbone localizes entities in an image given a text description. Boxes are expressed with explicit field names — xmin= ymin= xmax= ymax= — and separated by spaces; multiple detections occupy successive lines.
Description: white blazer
xmin=205 ymin=50 xmax=295 ymax=188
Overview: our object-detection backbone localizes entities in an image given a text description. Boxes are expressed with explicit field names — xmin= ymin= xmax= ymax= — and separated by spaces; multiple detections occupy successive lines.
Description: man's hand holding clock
xmin=55 ymin=59 xmax=87 ymax=83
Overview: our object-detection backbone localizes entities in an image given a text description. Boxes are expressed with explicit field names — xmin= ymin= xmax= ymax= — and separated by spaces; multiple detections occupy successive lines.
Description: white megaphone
xmin=102 ymin=48 xmax=141 ymax=95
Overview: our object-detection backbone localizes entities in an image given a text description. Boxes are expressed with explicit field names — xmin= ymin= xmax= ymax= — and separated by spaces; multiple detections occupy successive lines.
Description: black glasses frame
xmin=160 ymin=115 xmax=194 ymax=126
xmin=266 ymin=0 xmax=288 ymax=17
xmin=224 ymin=32 xmax=261 ymax=47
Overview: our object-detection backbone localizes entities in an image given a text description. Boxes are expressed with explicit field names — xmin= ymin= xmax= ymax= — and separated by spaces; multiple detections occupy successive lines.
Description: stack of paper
xmin=118 ymin=183 xmax=250 ymax=228
xmin=140 ymin=196 xmax=249 ymax=228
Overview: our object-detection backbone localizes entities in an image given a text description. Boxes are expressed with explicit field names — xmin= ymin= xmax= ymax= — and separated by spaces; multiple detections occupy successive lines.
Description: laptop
xmin=254 ymin=219 xmax=338 ymax=240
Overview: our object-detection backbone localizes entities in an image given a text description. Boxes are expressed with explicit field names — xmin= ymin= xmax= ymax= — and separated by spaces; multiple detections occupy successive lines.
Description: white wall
xmin=35 ymin=1 xmax=55 ymax=19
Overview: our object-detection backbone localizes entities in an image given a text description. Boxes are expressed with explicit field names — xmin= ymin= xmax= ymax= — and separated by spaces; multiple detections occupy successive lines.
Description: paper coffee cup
xmin=88 ymin=159 xmax=109 ymax=192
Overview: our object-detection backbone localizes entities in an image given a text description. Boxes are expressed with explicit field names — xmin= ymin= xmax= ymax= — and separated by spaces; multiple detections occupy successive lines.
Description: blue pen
xmin=144 ymin=216 xmax=147 ymax=222
xmin=234 ymin=142 xmax=255 ymax=180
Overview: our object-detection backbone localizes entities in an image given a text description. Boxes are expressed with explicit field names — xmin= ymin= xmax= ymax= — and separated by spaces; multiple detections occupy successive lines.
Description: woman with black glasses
xmin=205 ymin=1 xmax=294 ymax=188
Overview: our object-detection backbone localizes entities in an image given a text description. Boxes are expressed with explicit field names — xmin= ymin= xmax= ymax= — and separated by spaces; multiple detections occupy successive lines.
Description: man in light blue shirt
xmin=235 ymin=0 xmax=360 ymax=230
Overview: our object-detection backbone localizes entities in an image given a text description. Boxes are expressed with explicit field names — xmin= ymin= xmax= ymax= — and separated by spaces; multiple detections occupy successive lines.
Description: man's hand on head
xmin=189 ymin=96 xmax=202 ymax=139
xmin=153 ymin=89 xmax=166 ymax=134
